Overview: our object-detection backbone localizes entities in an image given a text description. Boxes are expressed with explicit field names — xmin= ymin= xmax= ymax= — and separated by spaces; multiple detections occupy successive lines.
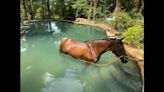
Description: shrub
xmin=96 ymin=18 xmax=106 ymax=24
xmin=114 ymin=11 xmax=134 ymax=32
xmin=123 ymin=25 xmax=144 ymax=49
xmin=129 ymin=9 xmax=144 ymax=20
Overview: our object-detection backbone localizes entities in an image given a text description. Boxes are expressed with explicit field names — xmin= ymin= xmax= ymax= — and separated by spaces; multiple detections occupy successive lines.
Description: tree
xmin=22 ymin=0 xmax=28 ymax=20
xmin=41 ymin=0 xmax=45 ymax=18
xmin=29 ymin=0 xmax=34 ymax=19
xmin=72 ymin=0 xmax=88 ymax=18
xmin=114 ymin=0 xmax=121 ymax=13
xmin=88 ymin=1 xmax=93 ymax=20
xmin=55 ymin=0 xmax=65 ymax=19
xmin=88 ymin=0 xmax=99 ymax=21
xmin=46 ymin=0 xmax=50 ymax=18
xmin=134 ymin=0 xmax=142 ymax=12
xmin=92 ymin=1 xmax=98 ymax=21
xmin=20 ymin=0 xmax=144 ymax=20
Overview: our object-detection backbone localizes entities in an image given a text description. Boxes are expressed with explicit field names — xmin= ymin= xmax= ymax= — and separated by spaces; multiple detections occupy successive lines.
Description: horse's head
xmin=109 ymin=38 xmax=128 ymax=63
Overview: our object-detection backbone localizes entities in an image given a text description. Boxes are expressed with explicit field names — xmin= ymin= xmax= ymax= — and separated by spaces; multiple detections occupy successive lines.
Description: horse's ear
xmin=116 ymin=36 xmax=124 ymax=41
xmin=120 ymin=36 xmax=124 ymax=41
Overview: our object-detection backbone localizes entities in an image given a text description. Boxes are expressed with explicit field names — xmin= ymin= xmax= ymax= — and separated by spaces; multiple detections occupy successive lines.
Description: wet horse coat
xmin=60 ymin=38 xmax=128 ymax=63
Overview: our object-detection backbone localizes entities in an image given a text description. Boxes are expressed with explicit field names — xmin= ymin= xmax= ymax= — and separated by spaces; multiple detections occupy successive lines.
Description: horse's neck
xmin=91 ymin=41 xmax=111 ymax=55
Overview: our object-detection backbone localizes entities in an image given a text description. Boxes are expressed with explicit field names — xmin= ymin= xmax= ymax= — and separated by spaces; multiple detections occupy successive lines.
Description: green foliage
xmin=20 ymin=0 xmax=144 ymax=20
xmin=20 ymin=3 xmax=24 ymax=21
xmin=95 ymin=0 xmax=115 ymax=18
xmin=114 ymin=11 xmax=144 ymax=32
xmin=121 ymin=0 xmax=135 ymax=12
xmin=115 ymin=11 xmax=133 ymax=31
xmin=129 ymin=9 xmax=144 ymax=19
xmin=141 ymin=1 xmax=144 ymax=15
xmin=123 ymin=25 xmax=144 ymax=49
xmin=96 ymin=18 xmax=106 ymax=24
xmin=72 ymin=0 xmax=89 ymax=18
xmin=35 ymin=6 xmax=42 ymax=19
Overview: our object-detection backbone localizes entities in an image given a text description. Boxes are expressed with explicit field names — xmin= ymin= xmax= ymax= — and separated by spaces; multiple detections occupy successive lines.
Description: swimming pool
xmin=21 ymin=20 xmax=142 ymax=92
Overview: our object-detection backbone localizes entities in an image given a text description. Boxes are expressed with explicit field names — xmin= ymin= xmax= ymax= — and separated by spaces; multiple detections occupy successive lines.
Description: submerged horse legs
xmin=120 ymin=57 xmax=128 ymax=63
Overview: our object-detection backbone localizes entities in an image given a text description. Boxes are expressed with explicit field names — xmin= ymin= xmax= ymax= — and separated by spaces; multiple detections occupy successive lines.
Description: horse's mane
xmin=84 ymin=38 xmax=116 ymax=42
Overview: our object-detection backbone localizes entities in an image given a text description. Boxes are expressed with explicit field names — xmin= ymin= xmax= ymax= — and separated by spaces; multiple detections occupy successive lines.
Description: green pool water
xmin=21 ymin=21 xmax=142 ymax=92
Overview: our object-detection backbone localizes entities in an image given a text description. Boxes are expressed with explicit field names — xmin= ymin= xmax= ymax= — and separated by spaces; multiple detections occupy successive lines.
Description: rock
xmin=105 ymin=31 xmax=118 ymax=39
xmin=75 ymin=18 xmax=93 ymax=23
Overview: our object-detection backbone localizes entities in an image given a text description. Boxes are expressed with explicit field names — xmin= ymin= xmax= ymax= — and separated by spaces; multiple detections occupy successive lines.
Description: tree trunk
xmin=92 ymin=2 xmax=97 ymax=21
xmin=22 ymin=0 xmax=28 ymax=20
xmin=46 ymin=0 xmax=50 ymax=18
xmin=42 ymin=0 xmax=45 ymax=19
xmin=134 ymin=0 xmax=142 ymax=12
xmin=75 ymin=11 xmax=79 ymax=18
xmin=114 ymin=0 xmax=121 ymax=13
xmin=59 ymin=0 xmax=65 ymax=19
xmin=29 ymin=0 xmax=34 ymax=19
xmin=88 ymin=2 xmax=93 ymax=21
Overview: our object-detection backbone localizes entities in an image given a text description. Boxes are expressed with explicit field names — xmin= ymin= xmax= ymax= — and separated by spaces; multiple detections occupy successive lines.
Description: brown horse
xmin=60 ymin=38 xmax=128 ymax=63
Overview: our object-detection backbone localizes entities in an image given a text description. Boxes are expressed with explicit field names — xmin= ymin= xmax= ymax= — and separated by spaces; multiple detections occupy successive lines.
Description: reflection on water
xmin=43 ymin=72 xmax=55 ymax=84
xmin=21 ymin=21 xmax=142 ymax=92
xmin=21 ymin=36 xmax=27 ymax=53
xmin=41 ymin=66 xmax=85 ymax=92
